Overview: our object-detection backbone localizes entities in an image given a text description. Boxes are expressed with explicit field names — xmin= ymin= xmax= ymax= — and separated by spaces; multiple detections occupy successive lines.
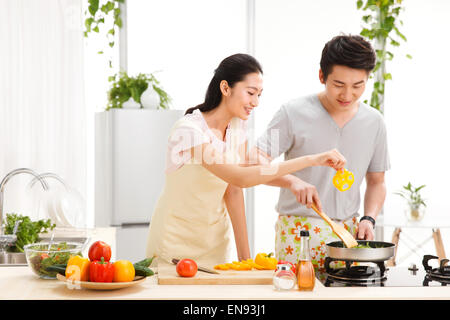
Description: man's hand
xmin=289 ymin=178 xmax=323 ymax=212
xmin=356 ymin=220 xmax=375 ymax=240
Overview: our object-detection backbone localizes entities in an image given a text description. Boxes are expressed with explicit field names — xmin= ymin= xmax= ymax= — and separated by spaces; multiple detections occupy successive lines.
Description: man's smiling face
xmin=320 ymin=65 xmax=369 ymax=111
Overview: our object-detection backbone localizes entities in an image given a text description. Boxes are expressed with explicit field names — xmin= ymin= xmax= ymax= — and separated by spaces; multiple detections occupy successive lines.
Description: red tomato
xmin=88 ymin=241 xmax=112 ymax=262
xmin=40 ymin=253 xmax=49 ymax=260
xmin=176 ymin=259 xmax=198 ymax=277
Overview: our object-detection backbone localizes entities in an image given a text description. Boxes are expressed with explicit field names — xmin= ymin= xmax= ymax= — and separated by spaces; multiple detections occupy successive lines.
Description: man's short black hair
xmin=320 ymin=34 xmax=376 ymax=81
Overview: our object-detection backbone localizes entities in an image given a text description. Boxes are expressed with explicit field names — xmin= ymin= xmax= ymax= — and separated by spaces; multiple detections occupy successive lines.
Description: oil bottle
xmin=296 ymin=230 xmax=315 ymax=291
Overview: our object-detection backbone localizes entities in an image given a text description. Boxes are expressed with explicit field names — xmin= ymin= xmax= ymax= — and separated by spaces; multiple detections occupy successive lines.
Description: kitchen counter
xmin=0 ymin=266 xmax=449 ymax=300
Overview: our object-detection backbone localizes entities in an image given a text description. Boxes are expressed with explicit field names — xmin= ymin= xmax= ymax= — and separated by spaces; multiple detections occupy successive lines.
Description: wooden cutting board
xmin=157 ymin=260 xmax=274 ymax=285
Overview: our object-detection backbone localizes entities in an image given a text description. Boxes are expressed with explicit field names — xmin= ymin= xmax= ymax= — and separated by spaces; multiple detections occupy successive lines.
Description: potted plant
xmin=106 ymin=71 xmax=171 ymax=110
xmin=394 ymin=182 xmax=427 ymax=222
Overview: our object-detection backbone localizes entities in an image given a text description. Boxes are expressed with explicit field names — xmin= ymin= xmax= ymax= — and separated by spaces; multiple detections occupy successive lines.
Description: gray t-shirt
xmin=256 ymin=94 xmax=390 ymax=221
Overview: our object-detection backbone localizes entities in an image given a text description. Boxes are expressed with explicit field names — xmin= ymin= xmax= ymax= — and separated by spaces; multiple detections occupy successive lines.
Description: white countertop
xmin=0 ymin=266 xmax=449 ymax=300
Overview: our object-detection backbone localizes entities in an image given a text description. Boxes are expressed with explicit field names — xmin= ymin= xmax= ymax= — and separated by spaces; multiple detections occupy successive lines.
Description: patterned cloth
xmin=275 ymin=214 xmax=359 ymax=271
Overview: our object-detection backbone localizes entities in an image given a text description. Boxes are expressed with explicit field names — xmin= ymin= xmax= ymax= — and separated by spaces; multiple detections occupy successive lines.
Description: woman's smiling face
xmin=221 ymin=72 xmax=263 ymax=120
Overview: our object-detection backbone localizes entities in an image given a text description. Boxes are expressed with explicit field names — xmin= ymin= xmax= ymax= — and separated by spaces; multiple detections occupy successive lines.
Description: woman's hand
xmin=313 ymin=149 xmax=346 ymax=171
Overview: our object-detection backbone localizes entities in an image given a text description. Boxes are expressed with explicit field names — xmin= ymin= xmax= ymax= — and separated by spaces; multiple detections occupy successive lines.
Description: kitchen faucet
xmin=0 ymin=168 xmax=49 ymax=234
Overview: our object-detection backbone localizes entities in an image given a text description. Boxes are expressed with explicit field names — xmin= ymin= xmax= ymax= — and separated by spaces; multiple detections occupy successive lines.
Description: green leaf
xmin=357 ymin=0 xmax=363 ymax=9
xmin=360 ymin=28 xmax=374 ymax=39
xmin=390 ymin=38 xmax=400 ymax=47
xmin=415 ymin=185 xmax=426 ymax=192
xmin=362 ymin=15 xmax=373 ymax=23
xmin=88 ymin=0 xmax=99 ymax=16
xmin=383 ymin=73 xmax=392 ymax=80
xmin=85 ymin=17 xmax=94 ymax=29
xmin=394 ymin=26 xmax=407 ymax=41
xmin=383 ymin=16 xmax=395 ymax=32
xmin=406 ymin=54 xmax=412 ymax=59
xmin=101 ymin=1 xmax=115 ymax=14
xmin=385 ymin=51 xmax=394 ymax=60
xmin=115 ymin=17 xmax=123 ymax=28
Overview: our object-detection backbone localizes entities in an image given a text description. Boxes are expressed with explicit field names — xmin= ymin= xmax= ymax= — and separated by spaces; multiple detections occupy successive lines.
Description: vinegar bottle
xmin=297 ymin=230 xmax=315 ymax=291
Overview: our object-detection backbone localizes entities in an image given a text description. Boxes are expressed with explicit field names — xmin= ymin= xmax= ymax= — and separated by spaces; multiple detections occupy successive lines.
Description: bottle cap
xmin=276 ymin=264 xmax=292 ymax=271
xmin=300 ymin=230 xmax=309 ymax=237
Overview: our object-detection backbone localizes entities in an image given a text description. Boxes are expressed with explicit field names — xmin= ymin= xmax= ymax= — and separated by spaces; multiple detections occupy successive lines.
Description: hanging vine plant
xmin=84 ymin=0 xmax=125 ymax=68
xmin=357 ymin=0 xmax=411 ymax=113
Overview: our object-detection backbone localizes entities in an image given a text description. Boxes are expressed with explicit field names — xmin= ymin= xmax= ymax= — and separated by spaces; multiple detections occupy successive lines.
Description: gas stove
xmin=316 ymin=255 xmax=450 ymax=287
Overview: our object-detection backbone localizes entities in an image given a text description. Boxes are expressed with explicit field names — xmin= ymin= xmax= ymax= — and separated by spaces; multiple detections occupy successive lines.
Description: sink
xmin=0 ymin=236 xmax=89 ymax=266
xmin=0 ymin=252 xmax=27 ymax=265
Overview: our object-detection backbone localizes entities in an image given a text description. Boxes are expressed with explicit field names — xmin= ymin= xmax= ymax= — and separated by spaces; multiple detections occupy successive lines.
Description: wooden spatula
xmin=311 ymin=203 xmax=358 ymax=248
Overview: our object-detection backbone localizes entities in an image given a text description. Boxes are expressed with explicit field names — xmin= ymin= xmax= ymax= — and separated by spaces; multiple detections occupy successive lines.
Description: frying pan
xmin=326 ymin=240 xmax=396 ymax=262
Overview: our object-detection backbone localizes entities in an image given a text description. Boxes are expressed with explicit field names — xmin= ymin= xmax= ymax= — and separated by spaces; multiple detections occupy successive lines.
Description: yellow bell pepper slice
xmin=247 ymin=261 xmax=266 ymax=270
xmin=214 ymin=264 xmax=230 ymax=270
xmin=332 ymin=169 xmax=354 ymax=192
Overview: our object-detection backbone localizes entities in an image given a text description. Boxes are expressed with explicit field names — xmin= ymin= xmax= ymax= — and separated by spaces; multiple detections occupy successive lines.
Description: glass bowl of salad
xmin=24 ymin=242 xmax=83 ymax=279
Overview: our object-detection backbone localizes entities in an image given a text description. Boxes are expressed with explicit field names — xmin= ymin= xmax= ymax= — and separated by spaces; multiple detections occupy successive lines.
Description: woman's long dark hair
xmin=185 ymin=53 xmax=263 ymax=115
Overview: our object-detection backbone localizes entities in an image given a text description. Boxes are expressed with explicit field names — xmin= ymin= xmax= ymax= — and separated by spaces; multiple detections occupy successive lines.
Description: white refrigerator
xmin=95 ymin=109 xmax=184 ymax=262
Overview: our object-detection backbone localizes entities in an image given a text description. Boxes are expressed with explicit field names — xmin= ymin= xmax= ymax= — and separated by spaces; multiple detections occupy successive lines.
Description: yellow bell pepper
xmin=332 ymin=169 xmax=354 ymax=192
xmin=254 ymin=252 xmax=278 ymax=270
xmin=65 ymin=255 xmax=90 ymax=281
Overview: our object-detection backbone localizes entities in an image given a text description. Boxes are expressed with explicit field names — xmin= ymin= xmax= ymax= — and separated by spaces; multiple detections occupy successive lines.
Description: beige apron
xmin=146 ymin=117 xmax=241 ymax=265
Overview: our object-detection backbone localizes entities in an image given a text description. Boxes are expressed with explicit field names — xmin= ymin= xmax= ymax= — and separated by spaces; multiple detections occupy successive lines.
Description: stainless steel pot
xmin=326 ymin=240 xmax=396 ymax=262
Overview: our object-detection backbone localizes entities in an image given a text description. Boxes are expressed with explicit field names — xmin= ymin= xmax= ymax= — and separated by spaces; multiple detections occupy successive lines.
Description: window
xmin=127 ymin=0 xmax=247 ymax=111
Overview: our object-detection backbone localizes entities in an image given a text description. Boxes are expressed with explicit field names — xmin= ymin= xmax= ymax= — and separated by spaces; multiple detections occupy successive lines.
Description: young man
xmin=252 ymin=35 xmax=390 ymax=269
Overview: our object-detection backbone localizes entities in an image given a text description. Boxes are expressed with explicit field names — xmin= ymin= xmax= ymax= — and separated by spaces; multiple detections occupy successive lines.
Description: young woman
xmin=146 ymin=53 xmax=346 ymax=264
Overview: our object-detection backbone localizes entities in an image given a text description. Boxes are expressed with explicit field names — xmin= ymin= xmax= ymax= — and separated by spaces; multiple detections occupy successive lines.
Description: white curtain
xmin=0 ymin=0 xmax=86 ymax=225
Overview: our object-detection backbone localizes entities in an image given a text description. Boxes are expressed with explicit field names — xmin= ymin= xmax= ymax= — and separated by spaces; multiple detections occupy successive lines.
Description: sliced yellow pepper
xmin=214 ymin=257 xmax=273 ymax=271
xmin=247 ymin=261 xmax=266 ymax=270
xmin=214 ymin=260 xmax=258 ymax=271
xmin=254 ymin=252 xmax=278 ymax=270
xmin=65 ymin=255 xmax=90 ymax=281
xmin=332 ymin=168 xmax=354 ymax=192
